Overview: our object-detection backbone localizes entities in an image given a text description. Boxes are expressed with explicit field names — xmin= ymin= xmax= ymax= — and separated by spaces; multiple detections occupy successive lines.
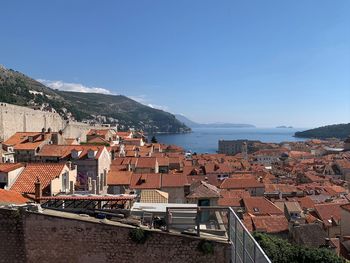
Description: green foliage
xmin=295 ymin=123 xmax=350 ymax=140
xmin=0 ymin=66 xmax=191 ymax=133
xmin=151 ymin=136 xmax=158 ymax=143
xmin=129 ymin=228 xmax=148 ymax=244
xmin=197 ymin=240 xmax=214 ymax=255
xmin=253 ymin=232 xmax=345 ymax=263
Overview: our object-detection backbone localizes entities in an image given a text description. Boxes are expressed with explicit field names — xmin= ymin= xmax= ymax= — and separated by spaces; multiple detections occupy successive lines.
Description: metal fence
xmin=164 ymin=206 xmax=271 ymax=263
xmin=228 ymin=207 xmax=271 ymax=263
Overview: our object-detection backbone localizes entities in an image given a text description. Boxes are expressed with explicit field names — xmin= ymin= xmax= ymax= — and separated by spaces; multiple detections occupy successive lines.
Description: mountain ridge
xmin=0 ymin=65 xmax=190 ymax=133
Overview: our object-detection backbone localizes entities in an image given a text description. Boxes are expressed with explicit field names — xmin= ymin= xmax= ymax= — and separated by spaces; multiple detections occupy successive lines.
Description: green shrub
xmin=197 ymin=240 xmax=214 ymax=255
xmin=253 ymin=232 xmax=345 ymax=263
xmin=129 ymin=228 xmax=148 ymax=244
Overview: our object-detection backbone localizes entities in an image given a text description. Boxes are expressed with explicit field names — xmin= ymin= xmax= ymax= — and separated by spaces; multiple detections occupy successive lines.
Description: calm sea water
xmin=151 ymin=127 xmax=307 ymax=153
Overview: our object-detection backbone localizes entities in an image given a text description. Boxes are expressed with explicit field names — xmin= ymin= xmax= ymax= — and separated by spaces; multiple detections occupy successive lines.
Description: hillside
xmin=295 ymin=123 xmax=350 ymax=139
xmin=0 ymin=65 xmax=190 ymax=133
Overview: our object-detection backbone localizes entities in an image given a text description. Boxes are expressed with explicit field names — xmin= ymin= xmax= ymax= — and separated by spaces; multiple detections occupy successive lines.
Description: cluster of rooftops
xmin=1 ymin=128 xmax=350 ymax=259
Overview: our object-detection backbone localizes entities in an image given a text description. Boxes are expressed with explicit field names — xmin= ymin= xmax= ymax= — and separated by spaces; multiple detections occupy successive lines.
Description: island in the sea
xmin=276 ymin=125 xmax=293 ymax=129
xmin=295 ymin=123 xmax=350 ymax=139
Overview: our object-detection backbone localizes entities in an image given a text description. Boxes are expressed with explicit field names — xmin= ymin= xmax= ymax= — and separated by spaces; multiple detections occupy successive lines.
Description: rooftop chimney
xmin=91 ymin=180 xmax=97 ymax=194
xmin=34 ymin=177 xmax=42 ymax=201
xmin=69 ymin=181 xmax=75 ymax=195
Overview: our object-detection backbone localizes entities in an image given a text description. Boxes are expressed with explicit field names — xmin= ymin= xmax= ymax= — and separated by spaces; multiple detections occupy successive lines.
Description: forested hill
xmin=0 ymin=65 xmax=190 ymax=133
xmin=294 ymin=123 xmax=350 ymax=139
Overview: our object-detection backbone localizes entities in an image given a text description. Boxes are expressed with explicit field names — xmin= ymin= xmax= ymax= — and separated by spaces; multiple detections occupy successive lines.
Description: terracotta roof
xmin=161 ymin=173 xmax=188 ymax=188
xmin=39 ymin=194 xmax=135 ymax=201
xmin=116 ymin=132 xmax=132 ymax=138
xmin=0 ymin=163 xmax=24 ymax=173
xmin=0 ymin=189 xmax=29 ymax=205
xmin=107 ymin=171 xmax=132 ymax=185
xmin=187 ymin=175 xmax=221 ymax=187
xmin=157 ymin=157 xmax=169 ymax=166
xmin=135 ymin=157 xmax=157 ymax=168
xmin=220 ymin=178 xmax=264 ymax=190
xmin=251 ymin=215 xmax=288 ymax=233
xmin=3 ymin=132 xmax=54 ymax=150
xmin=87 ymin=129 xmax=109 ymax=136
xmin=130 ymin=173 xmax=162 ymax=189
xmin=38 ymin=145 xmax=106 ymax=160
xmin=298 ymin=196 xmax=315 ymax=210
xmin=87 ymin=136 xmax=110 ymax=144
xmin=10 ymin=163 xmax=66 ymax=194
xmin=314 ymin=203 xmax=342 ymax=227
xmin=243 ymin=197 xmax=284 ymax=215
xmin=218 ymin=190 xmax=251 ymax=207
xmin=186 ymin=180 xmax=221 ymax=199
xmin=265 ymin=184 xmax=299 ymax=193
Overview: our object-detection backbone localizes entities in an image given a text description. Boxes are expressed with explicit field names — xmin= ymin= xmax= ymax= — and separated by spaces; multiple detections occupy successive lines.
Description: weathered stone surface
xmin=0 ymin=208 xmax=230 ymax=263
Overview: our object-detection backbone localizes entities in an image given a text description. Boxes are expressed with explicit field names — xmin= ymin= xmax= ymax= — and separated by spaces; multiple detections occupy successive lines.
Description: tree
xmin=253 ymin=232 xmax=345 ymax=263
xmin=151 ymin=136 xmax=158 ymax=143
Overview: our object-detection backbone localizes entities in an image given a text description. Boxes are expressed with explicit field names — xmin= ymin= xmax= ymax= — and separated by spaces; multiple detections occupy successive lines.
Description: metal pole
xmin=196 ymin=207 xmax=200 ymax=237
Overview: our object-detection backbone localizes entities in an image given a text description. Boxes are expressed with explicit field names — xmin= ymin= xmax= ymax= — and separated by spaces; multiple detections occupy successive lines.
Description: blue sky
xmin=0 ymin=1 xmax=349 ymax=128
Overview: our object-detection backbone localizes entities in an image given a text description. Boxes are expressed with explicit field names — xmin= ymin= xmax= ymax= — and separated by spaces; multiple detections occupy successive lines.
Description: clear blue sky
xmin=1 ymin=0 xmax=349 ymax=128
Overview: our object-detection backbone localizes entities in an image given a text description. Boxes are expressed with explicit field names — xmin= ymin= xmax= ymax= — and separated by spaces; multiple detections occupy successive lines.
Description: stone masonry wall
xmin=0 ymin=103 xmax=65 ymax=141
xmin=0 ymin=208 xmax=230 ymax=263
xmin=0 ymin=209 xmax=26 ymax=263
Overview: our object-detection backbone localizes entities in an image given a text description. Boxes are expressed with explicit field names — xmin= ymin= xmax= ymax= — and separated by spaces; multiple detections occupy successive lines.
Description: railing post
xmin=234 ymin=214 xmax=237 ymax=263
xmin=227 ymin=208 xmax=231 ymax=242
xmin=243 ymin=230 xmax=246 ymax=263
xmin=196 ymin=207 xmax=200 ymax=237
xmin=165 ymin=207 xmax=169 ymax=232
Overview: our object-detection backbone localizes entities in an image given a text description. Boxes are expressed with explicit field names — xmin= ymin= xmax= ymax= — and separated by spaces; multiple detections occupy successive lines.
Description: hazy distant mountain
xmin=276 ymin=125 xmax=293 ymax=128
xmin=175 ymin=114 xmax=255 ymax=128
xmin=294 ymin=123 xmax=350 ymax=139
xmin=0 ymin=65 xmax=191 ymax=133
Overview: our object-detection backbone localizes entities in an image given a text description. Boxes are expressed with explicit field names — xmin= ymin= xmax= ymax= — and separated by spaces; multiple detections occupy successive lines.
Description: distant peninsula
xmin=294 ymin=123 xmax=350 ymax=139
xmin=276 ymin=125 xmax=293 ymax=128
xmin=175 ymin=114 xmax=255 ymax=128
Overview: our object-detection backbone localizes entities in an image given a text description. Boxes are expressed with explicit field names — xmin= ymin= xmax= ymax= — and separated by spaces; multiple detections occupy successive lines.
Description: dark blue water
xmin=153 ymin=127 xmax=307 ymax=153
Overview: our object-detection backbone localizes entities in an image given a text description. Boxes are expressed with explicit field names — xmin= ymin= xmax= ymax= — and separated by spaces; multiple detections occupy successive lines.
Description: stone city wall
xmin=0 ymin=103 xmax=65 ymax=141
xmin=0 ymin=103 xmax=113 ymax=142
xmin=0 ymin=208 xmax=230 ymax=263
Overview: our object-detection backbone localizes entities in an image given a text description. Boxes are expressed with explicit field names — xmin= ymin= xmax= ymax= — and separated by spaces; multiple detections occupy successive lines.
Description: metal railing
xmin=164 ymin=206 xmax=271 ymax=263
xmin=228 ymin=207 xmax=271 ymax=263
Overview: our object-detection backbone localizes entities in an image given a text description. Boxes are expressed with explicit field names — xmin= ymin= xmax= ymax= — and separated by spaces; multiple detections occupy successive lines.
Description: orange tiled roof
xmin=4 ymin=132 xmax=53 ymax=151
xmin=10 ymin=163 xmax=66 ymax=194
xmin=218 ymin=189 xmax=251 ymax=207
xmin=251 ymin=215 xmax=288 ymax=233
xmin=107 ymin=170 xmax=132 ymax=185
xmin=130 ymin=173 xmax=162 ymax=189
xmin=243 ymin=197 xmax=284 ymax=216
xmin=0 ymin=189 xmax=29 ymax=205
xmin=0 ymin=163 xmax=24 ymax=173
xmin=161 ymin=173 xmax=188 ymax=188
xmin=87 ymin=129 xmax=109 ymax=136
xmin=135 ymin=157 xmax=157 ymax=169
xmin=314 ymin=203 xmax=343 ymax=227
xmin=186 ymin=180 xmax=221 ymax=199
xmin=38 ymin=145 xmax=106 ymax=160
xmin=220 ymin=178 xmax=264 ymax=189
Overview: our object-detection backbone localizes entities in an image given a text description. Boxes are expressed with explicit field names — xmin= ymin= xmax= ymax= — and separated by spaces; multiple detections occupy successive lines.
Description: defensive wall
xmin=0 ymin=103 xmax=112 ymax=142
xmin=0 ymin=208 xmax=230 ymax=263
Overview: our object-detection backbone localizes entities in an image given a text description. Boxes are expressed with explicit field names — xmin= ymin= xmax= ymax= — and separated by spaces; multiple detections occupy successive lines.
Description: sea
xmin=150 ymin=127 xmax=308 ymax=154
